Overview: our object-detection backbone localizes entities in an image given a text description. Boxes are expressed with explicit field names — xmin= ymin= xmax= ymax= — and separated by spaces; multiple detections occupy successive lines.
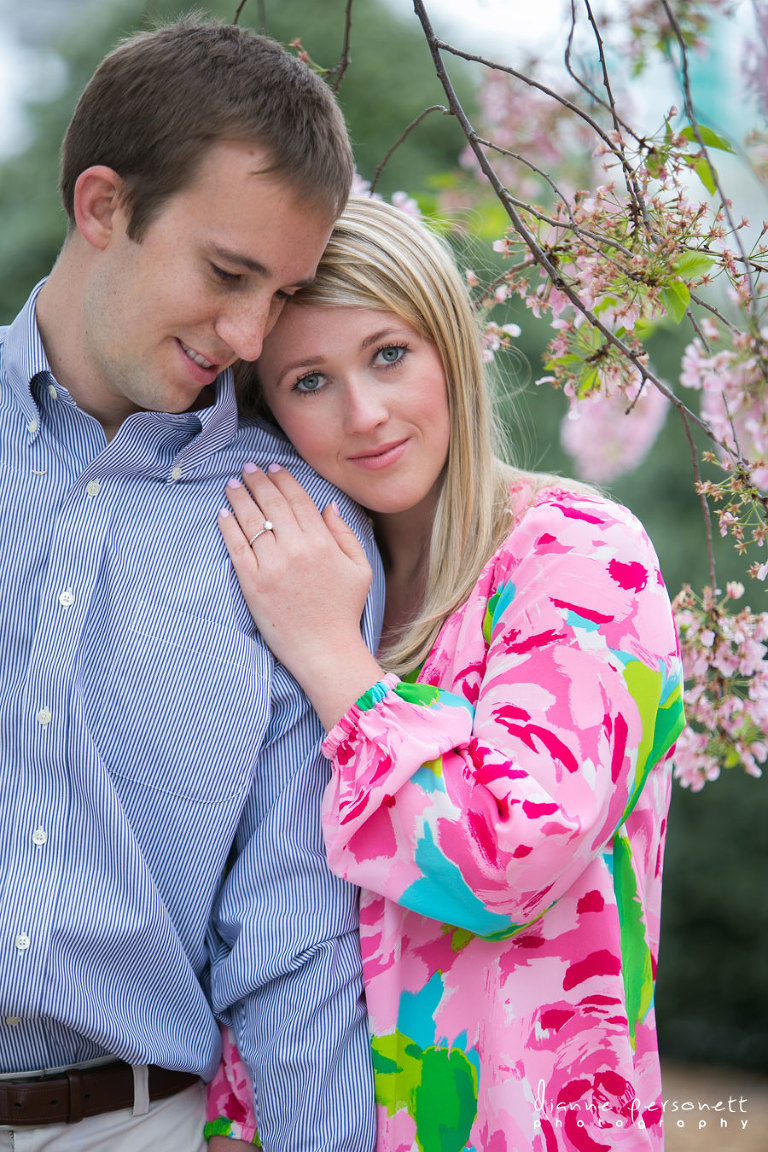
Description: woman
xmin=209 ymin=198 xmax=684 ymax=1150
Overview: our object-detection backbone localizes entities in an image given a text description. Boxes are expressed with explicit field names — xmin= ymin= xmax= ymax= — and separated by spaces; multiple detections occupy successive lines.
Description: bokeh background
xmin=1 ymin=0 xmax=766 ymax=1136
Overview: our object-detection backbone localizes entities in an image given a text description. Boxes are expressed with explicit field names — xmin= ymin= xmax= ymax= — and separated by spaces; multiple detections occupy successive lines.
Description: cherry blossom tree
xmin=242 ymin=0 xmax=768 ymax=791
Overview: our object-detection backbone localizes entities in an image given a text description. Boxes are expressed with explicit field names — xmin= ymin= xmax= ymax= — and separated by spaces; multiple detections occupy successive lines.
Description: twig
xmin=233 ymin=0 xmax=248 ymax=24
xmin=410 ymin=0 xmax=754 ymax=469
xmin=433 ymin=39 xmax=634 ymax=170
xmin=476 ymin=136 xmax=580 ymax=223
xmin=659 ymin=0 xmax=756 ymax=316
xmin=680 ymin=407 xmax=717 ymax=591
xmin=563 ymin=1 xmax=642 ymax=149
xmin=582 ymin=0 xmax=650 ymax=229
xmin=329 ymin=0 xmax=354 ymax=92
xmin=370 ymin=106 xmax=450 ymax=193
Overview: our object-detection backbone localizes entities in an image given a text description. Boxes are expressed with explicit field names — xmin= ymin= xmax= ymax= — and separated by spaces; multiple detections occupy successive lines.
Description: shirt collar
xmin=1 ymin=278 xmax=241 ymax=461
xmin=1 ymin=279 xmax=51 ymax=429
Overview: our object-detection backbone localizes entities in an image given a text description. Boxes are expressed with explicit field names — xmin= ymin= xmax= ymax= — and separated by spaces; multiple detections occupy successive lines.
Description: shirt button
xmin=171 ymin=466 xmax=183 ymax=481
xmin=27 ymin=419 xmax=38 ymax=435
xmin=15 ymin=934 xmax=30 ymax=953
xmin=32 ymin=828 xmax=48 ymax=847
xmin=86 ymin=480 xmax=101 ymax=498
xmin=48 ymin=384 xmax=58 ymax=400
xmin=36 ymin=708 xmax=52 ymax=727
xmin=59 ymin=589 xmax=75 ymax=608
xmin=5 ymin=1017 xmax=22 ymax=1026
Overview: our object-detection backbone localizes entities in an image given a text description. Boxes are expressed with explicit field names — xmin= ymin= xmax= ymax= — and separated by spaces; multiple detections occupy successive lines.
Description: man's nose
xmin=215 ymin=295 xmax=275 ymax=363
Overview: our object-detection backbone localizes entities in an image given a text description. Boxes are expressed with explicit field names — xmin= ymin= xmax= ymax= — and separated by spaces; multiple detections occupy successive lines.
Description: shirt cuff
xmin=321 ymin=672 xmax=400 ymax=758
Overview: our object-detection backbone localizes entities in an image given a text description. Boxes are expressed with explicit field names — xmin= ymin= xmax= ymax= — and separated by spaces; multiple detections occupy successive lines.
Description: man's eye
xmin=211 ymin=264 xmax=242 ymax=285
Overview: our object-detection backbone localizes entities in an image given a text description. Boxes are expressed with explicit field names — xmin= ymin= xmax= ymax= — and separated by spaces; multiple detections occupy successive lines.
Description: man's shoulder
xmin=234 ymin=417 xmax=370 ymax=531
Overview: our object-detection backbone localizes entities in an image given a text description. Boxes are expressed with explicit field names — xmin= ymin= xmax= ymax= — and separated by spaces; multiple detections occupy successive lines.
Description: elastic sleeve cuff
xmin=321 ymin=673 xmax=400 ymax=758
xmin=204 ymin=1117 xmax=261 ymax=1145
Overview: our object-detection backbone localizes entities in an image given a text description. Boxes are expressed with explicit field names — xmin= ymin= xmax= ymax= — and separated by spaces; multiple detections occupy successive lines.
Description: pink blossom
xmin=672 ymin=588 xmax=768 ymax=788
xmin=560 ymin=380 xmax=669 ymax=483
xmin=680 ymin=334 xmax=768 ymax=492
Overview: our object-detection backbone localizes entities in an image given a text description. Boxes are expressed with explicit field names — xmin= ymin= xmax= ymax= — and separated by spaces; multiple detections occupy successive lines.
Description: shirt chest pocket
xmin=86 ymin=601 xmax=270 ymax=802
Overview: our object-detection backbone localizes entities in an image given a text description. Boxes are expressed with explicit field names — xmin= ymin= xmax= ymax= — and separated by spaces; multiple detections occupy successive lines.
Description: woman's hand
xmin=218 ymin=462 xmax=384 ymax=730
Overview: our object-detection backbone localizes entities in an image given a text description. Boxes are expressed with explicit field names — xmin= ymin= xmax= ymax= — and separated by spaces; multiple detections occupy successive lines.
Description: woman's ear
xmin=72 ymin=165 xmax=124 ymax=250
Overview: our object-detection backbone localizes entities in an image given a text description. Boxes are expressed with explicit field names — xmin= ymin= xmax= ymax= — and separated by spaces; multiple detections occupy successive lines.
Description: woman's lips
xmin=348 ymin=439 xmax=409 ymax=470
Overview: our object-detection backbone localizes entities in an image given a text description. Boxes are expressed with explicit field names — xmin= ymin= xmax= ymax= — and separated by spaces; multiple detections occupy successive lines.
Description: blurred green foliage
xmin=0 ymin=0 xmax=471 ymax=320
xmin=1 ymin=0 xmax=765 ymax=1076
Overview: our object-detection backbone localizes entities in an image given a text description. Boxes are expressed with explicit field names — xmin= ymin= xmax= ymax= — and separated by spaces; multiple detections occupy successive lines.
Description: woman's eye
xmin=295 ymin=372 xmax=325 ymax=393
xmin=377 ymin=345 xmax=406 ymax=366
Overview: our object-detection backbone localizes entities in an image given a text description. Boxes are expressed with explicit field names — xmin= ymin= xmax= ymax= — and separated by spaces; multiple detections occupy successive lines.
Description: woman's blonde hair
xmin=241 ymin=197 xmax=576 ymax=674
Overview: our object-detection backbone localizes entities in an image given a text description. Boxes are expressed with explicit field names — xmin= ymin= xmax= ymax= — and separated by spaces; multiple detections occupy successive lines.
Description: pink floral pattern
xmin=209 ymin=484 xmax=684 ymax=1150
xmin=205 ymin=1023 xmax=261 ymax=1145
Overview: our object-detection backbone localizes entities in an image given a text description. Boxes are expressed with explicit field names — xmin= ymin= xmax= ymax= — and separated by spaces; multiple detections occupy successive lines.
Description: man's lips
xmin=179 ymin=339 xmax=217 ymax=371
xmin=176 ymin=338 xmax=227 ymax=388
xmin=348 ymin=439 xmax=409 ymax=470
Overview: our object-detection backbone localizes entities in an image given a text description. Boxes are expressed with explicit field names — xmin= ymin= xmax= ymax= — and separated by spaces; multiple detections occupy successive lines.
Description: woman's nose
xmin=344 ymin=379 xmax=388 ymax=432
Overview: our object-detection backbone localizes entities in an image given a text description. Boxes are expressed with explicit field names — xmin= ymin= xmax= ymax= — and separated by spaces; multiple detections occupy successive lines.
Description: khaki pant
xmin=0 ymin=1081 xmax=206 ymax=1152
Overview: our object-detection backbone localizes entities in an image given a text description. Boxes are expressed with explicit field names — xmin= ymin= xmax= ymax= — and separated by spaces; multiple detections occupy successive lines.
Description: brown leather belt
xmin=0 ymin=1062 xmax=200 ymax=1126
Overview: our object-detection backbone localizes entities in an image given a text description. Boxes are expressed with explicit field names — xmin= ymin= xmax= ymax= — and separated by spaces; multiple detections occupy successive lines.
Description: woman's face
xmin=257 ymin=304 xmax=451 ymax=519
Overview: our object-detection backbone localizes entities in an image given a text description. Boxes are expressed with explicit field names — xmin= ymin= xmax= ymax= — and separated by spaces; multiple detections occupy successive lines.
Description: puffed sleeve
xmin=321 ymin=491 xmax=685 ymax=938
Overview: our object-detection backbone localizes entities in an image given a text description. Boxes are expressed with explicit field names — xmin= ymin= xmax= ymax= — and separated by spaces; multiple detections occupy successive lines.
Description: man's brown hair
xmin=60 ymin=16 xmax=353 ymax=239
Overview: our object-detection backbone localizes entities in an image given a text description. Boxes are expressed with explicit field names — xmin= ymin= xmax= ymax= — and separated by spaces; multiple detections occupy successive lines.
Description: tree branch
xmin=680 ymin=408 xmax=717 ymax=591
xmin=370 ymin=105 xmax=451 ymax=193
xmin=410 ymin=0 xmax=725 ymax=448
xmin=328 ymin=0 xmax=354 ymax=92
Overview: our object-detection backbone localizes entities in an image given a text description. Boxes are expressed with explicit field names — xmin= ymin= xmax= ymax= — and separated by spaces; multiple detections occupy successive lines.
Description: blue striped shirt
xmin=0 ymin=282 xmax=383 ymax=1149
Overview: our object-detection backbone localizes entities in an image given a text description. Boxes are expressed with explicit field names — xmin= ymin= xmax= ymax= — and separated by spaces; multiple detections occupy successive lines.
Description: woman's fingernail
xmin=227 ymin=477 xmax=242 ymax=489
xmin=219 ymin=507 xmax=231 ymax=518
xmin=243 ymin=462 xmax=259 ymax=474
xmin=267 ymin=462 xmax=283 ymax=473
xmin=331 ymin=500 xmax=340 ymax=514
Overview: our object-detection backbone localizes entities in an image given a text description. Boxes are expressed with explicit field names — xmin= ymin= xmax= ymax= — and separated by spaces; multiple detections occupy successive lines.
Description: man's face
xmin=77 ymin=140 xmax=335 ymax=433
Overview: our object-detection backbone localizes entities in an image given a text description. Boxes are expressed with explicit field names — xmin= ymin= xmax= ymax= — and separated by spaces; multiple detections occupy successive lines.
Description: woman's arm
xmin=218 ymin=463 xmax=384 ymax=730
xmin=205 ymin=1025 xmax=259 ymax=1148
xmin=320 ymin=493 xmax=685 ymax=935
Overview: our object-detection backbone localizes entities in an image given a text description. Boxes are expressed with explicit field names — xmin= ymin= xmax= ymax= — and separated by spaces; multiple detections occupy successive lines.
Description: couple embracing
xmin=0 ymin=15 xmax=683 ymax=1152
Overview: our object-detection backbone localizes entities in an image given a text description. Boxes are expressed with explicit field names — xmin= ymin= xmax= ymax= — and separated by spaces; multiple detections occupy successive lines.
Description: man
xmin=0 ymin=17 xmax=381 ymax=1151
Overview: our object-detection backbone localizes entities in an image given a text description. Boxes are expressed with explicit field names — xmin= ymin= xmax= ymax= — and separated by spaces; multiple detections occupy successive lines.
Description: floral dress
xmin=207 ymin=484 xmax=685 ymax=1151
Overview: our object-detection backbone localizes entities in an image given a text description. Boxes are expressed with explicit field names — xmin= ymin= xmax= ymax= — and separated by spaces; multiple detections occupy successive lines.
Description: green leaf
xmin=580 ymin=324 xmax=604 ymax=351
xmin=660 ymin=280 xmax=691 ymax=323
xmin=576 ymin=365 xmax=601 ymax=397
xmin=594 ymin=295 xmax=619 ymax=316
xmin=674 ymin=251 xmax=715 ymax=279
xmin=633 ymin=317 xmax=659 ymax=341
xmin=692 ymin=156 xmax=717 ymax=195
xmin=681 ymin=124 xmax=735 ymax=153
xmin=646 ymin=146 xmax=671 ymax=179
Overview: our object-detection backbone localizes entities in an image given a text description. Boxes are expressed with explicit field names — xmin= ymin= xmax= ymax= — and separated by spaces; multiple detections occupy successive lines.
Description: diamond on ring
xmin=248 ymin=520 xmax=274 ymax=547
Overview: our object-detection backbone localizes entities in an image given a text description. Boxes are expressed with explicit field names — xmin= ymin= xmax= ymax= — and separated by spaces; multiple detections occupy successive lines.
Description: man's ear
xmin=72 ymin=166 xmax=125 ymax=249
